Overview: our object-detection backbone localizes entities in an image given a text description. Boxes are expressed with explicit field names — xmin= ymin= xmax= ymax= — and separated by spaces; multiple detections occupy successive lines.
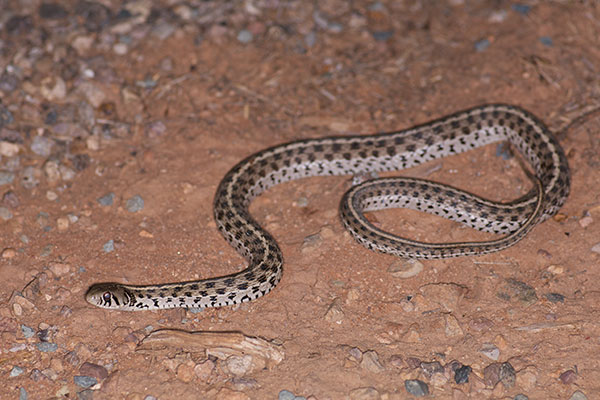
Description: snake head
xmin=85 ymin=283 xmax=134 ymax=310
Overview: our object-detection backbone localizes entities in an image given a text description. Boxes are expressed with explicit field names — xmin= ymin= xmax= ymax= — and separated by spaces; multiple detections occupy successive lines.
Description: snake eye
xmin=102 ymin=291 xmax=112 ymax=305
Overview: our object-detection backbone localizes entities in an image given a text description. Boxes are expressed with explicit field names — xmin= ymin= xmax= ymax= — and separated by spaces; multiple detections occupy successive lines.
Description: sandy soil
xmin=1 ymin=1 xmax=600 ymax=399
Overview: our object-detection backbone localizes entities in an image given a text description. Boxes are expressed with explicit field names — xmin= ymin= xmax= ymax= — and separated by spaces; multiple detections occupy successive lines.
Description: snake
xmin=86 ymin=104 xmax=570 ymax=311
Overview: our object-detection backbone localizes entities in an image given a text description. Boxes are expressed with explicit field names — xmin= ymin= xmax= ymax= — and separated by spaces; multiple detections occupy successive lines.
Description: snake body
xmin=86 ymin=104 xmax=569 ymax=311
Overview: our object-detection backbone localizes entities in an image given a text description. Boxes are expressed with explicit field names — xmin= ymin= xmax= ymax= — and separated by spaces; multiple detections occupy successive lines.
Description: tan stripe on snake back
xmin=86 ymin=104 xmax=570 ymax=311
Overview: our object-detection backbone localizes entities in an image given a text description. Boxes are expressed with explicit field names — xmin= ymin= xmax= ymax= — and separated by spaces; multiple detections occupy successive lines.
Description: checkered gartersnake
xmin=86 ymin=104 xmax=569 ymax=310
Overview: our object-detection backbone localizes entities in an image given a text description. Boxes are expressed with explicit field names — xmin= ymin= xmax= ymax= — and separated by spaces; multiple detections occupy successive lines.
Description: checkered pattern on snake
xmin=86 ymin=104 xmax=569 ymax=311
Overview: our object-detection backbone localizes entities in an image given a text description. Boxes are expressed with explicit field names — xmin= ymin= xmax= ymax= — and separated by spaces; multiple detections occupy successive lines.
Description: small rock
xmin=19 ymin=387 xmax=27 ymax=400
xmin=545 ymin=292 xmax=565 ymax=303
xmin=0 ymin=104 xmax=14 ymax=127
xmin=44 ymin=161 xmax=61 ymax=183
xmin=480 ymin=343 xmax=500 ymax=361
xmin=215 ymin=388 xmax=249 ymax=400
xmin=49 ymin=262 xmax=71 ymax=277
xmin=388 ymin=259 xmax=423 ymax=278
xmin=57 ymin=217 xmax=69 ymax=231
xmin=40 ymin=76 xmax=67 ymax=101
xmin=231 ymin=377 xmax=259 ymax=391
xmin=455 ymin=365 xmax=472 ymax=384
xmin=60 ymin=165 xmax=76 ymax=180
xmin=21 ymin=325 xmax=35 ymax=338
xmin=0 ymin=171 xmax=15 ymax=185
xmin=559 ymin=369 xmax=577 ymax=384
xmin=579 ymin=216 xmax=593 ymax=228
xmin=74 ymin=375 xmax=98 ymax=388
xmin=513 ymin=395 xmax=529 ymax=400
xmin=348 ymin=347 xmax=362 ymax=362
xmin=360 ymin=351 xmax=385 ymax=373
xmin=10 ymin=366 xmax=24 ymax=377
xmin=97 ymin=192 xmax=115 ymax=206
xmin=404 ymin=379 xmax=429 ymax=397
xmin=36 ymin=342 xmax=58 ymax=352
xmin=194 ymin=359 xmax=215 ymax=381
xmin=497 ymin=278 xmax=538 ymax=305
xmin=223 ymin=355 xmax=254 ymax=376
xmin=444 ymin=314 xmax=463 ymax=337
xmin=145 ymin=121 xmax=167 ymax=138
xmin=420 ymin=361 xmax=444 ymax=377
xmin=569 ymin=390 xmax=588 ymax=400
xmin=103 ymin=240 xmax=114 ymax=253
xmin=590 ymin=243 xmax=600 ymax=254
xmin=21 ymin=167 xmax=42 ymax=189
xmin=0 ymin=141 xmax=19 ymax=156
xmin=79 ymin=362 xmax=108 ymax=381
xmin=46 ymin=191 xmax=58 ymax=201
xmin=278 ymin=390 xmax=296 ymax=400
xmin=324 ymin=298 xmax=344 ymax=323
xmin=31 ymin=136 xmax=54 ymax=157
xmin=0 ymin=206 xmax=13 ymax=220
xmin=237 ymin=30 xmax=253 ymax=43
xmin=126 ymin=195 xmax=144 ymax=212
xmin=348 ymin=387 xmax=380 ymax=400
xmin=2 ymin=248 xmax=17 ymax=258
xmin=2 ymin=190 xmax=19 ymax=207
xmin=176 ymin=362 xmax=195 ymax=383
xmin=474 ymin=38 xmax=490 ymax=52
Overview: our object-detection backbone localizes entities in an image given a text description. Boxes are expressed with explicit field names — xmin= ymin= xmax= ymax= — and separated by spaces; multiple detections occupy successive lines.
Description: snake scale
xmin=86 ymin=104 xmax=570 ymax=311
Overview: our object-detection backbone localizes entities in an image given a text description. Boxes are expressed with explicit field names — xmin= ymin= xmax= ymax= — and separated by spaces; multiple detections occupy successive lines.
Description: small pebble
xmin=2 ymin=190 xmax=19 ymax=207
xmin=539 ymin=36 xmax=553 ymax=46
xmin=579 ymin=216 xmax=593 ymax=228
xmin=480 ymin=343 xmax=500 ymax=360
xmin=0 ymin=171 xmax=15 ymax=185
xmin=21 ymin=325 xmax=35 ymax=338
xmin=21 ymin=167 xmax=41 ymax=189
xmin=388 ymin=259 xmax=423 ymax=278
xmin=514 ymin=395 xmax=529 ymax=400
xmin=97 ymin=192 xmax=114 ymax=206
xmin=360 ymin=350 xmax=385 ymax=373
xmin=0 ymin=141 xmax=20 ymax=156
xmin=237 ymin=29 xmax=253 ymax=43
xmin=420 ymin=361 xmax=444 ymax=377
xmin=559 ymin=369 xmax=577 ymax=384
xmin=10 ymin=366 xmax=24 ymax=377
xmin=126 ymin=195 xmax=144 ymax=212
xmin=57 ymin=217 xmax=70 ymax=231
xmin=1 ymin=248 xmax=17 ymax=258
xmin=74 ymin=375 xmax=98 ymax=388
xmin=474 ymin=38 xmax=490 ymax=52
xmin=0 ymin=206 xmax=13 ymax=220
xmin=103 ymin=240 xmax=115 ymax=253
xmin=46 ymin=191 xmax=58 ymax=201
xmin=404 ymin=379 xmax=429 ymax=397
xmin=591 ymin=243 xmax=600 ymax=254
xmin=569 ymin=390 xmax=588 ymax=400
xmin=36 ymin=342 xmax=58 ymax=352
xmin=279 ymin=390 xmax=296 ymax=400
xmin=0 ymin=104 xmax=14 ymax=127
xmin=455 ymin=365 xmax=472 ymax=384
xmin=372 ymin=31 xmax=393 ymax=41
xmin=545 ymin=292 xmax=565 ymax=303
xmin=19 ymin=387 xmax=27 ymax=400
xmin=30 ymin=136 xmax=54 ymax=157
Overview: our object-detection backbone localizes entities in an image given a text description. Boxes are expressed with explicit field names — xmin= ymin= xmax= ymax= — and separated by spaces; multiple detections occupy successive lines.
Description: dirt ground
xmin=1 ymin=1 xmax=600 ymax=399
